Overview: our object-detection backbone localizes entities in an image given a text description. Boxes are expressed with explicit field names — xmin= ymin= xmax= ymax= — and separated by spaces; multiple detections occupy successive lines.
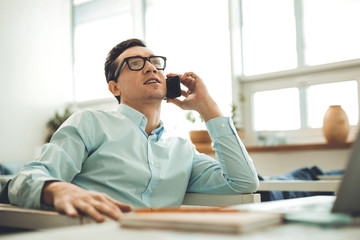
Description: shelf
xmin=246 ymin=142 xmax=353 ymax=152
xmin=194 ymin=142 xmax=353 ymax=155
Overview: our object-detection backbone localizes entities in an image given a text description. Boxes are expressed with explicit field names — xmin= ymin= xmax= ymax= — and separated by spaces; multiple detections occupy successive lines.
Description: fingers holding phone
xmin=165 ymin=72 xmax=221 ymax=121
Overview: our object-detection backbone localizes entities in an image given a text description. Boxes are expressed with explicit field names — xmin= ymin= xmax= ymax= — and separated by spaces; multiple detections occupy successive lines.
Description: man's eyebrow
xmin=126 ymin=54 xmax=155 ymax=58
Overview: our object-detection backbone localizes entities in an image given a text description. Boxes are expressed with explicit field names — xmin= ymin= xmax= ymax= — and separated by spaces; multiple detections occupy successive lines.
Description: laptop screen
xmin=332 ymin=129 xmax=360 ymax=215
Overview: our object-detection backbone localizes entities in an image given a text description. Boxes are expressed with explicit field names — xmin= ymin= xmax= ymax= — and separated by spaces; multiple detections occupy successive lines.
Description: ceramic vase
xmin=323 ymin=105 xmax=349 ymax=144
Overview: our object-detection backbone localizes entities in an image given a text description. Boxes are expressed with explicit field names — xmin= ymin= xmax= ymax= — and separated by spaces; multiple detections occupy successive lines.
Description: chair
xmin=182 ymin=193 xmax=261 ymax=206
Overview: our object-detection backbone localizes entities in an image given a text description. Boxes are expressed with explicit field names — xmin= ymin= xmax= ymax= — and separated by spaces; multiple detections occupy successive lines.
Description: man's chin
xmin=146 ymin=93 xmax=167 ymax=101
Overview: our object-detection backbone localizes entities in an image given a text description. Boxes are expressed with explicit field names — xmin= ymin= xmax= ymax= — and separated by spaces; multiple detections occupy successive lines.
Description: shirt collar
xmin=117 ymin=104 xmax=164 ymax=139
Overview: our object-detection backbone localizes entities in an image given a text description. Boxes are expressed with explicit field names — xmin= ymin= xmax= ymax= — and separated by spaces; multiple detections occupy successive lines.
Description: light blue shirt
xmin=9 ymin=104 xmax=259 ymax=209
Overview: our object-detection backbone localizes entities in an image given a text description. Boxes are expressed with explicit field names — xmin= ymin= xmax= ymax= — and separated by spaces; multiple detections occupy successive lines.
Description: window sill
xmin=194 ymin=142 xmax=353 ymax=154
xmin=245 ymin=142 xmax=353 ymax=152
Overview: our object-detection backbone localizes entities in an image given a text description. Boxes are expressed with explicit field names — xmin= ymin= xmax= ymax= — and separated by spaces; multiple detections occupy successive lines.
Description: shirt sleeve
xmin=186 ymin=116 xmax=259 ymax=194
xmin=8 ymin=111 xmax=91 ymax=209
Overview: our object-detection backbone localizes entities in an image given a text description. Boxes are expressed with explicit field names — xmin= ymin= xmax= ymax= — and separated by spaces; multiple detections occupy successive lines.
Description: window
xmin=303 ymin=0 xmax=360 ymax=66
xmin=307 ymin=80 xmax=358 ymax=128
xmin=241 ymin=0 xmax=297 ymax=76
xmin=236 ymin=0 xmax=360 ymax=144
xmin=237 ymin=0 xmax=360 ymax=76
xmin=254 ymin=88 xmax=300 ymax=131
xmin=253 ymin=80 xmax=358 ymax=131
xmin=73 ymin=0 xmax=133 ymax=102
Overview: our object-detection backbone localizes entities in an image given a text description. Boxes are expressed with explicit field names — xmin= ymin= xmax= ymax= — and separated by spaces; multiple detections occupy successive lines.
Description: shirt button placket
xmin=147 ymin=138 xmax=154 ymax=194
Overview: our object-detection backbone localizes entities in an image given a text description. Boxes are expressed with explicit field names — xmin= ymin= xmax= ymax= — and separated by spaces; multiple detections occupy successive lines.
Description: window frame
xmin=240 ymin=59 xmax=360 ymax=145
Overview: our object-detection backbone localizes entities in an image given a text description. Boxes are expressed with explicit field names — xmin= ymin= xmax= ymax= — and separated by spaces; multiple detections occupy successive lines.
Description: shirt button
xmin=150 ymin=160 xmax=154 ymax=165
xmin=221 ymin=123 xmax=225 ymax=128
xmin=148 ymin=187 xmax=152 ymax=192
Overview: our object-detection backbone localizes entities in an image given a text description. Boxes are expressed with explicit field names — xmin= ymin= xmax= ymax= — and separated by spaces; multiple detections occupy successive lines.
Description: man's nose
xmin=143 ymin=60 xmax=158 ymax=73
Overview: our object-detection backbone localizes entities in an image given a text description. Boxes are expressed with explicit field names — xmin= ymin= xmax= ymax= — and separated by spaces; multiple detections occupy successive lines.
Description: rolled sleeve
xmin=205 ymin=117 xmax=235 ymax=140
xmin=8 ymin=169 xmax=56 ymax=209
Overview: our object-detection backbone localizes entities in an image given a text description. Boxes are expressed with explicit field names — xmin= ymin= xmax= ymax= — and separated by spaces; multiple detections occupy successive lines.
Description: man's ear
xmin=108 ymin=81 xmax=121 ymax=97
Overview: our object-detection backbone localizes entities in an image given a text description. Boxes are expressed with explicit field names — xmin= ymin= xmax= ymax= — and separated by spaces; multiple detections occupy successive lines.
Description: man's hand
xmin=41 ymin=181 xmax=132 ymax=223
xmin=166 ymin=72 xmax=222 ymax=122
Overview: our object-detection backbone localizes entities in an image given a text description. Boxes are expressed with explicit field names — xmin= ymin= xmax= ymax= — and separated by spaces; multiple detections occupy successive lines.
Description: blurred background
xmin=0 ymin=0 xmax=359 ymax=173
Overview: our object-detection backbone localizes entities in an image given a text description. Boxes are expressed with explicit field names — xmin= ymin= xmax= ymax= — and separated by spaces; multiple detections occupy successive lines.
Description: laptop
xmin=235 ymin=130 xmax=360 ymax=225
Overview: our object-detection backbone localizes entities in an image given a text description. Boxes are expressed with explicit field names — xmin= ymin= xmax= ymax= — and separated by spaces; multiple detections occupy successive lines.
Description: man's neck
xmin=122 ymin=100 xmax=162 ymax=136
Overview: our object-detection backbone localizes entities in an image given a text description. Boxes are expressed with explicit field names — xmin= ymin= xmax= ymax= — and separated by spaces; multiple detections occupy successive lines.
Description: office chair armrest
xmin=182 ymin=193 xmax=261 ymax=206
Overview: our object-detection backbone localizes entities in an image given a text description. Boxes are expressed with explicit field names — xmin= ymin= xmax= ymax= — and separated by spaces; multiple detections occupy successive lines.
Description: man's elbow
xmin=233 ymin=176 xmax=259 ymax=193
xmin=247 ymin=176 xmax=259 ymax=193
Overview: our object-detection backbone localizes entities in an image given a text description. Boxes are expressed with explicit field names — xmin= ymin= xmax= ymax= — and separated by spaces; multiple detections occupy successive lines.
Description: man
xmin=7 ymin=39 xmax=259 ymax=222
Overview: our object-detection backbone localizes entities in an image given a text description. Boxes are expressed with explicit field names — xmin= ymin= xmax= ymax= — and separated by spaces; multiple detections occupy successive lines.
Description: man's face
xmin=112 ymin=46 xmax=167 ymax=105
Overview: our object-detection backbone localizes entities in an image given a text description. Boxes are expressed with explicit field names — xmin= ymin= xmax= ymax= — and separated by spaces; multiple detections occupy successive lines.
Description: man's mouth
xmin=144 ymin=78 xmax=160 ymax=85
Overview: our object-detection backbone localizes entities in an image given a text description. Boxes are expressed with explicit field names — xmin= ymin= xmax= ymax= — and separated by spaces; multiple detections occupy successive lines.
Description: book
xmin=120 ymin=208 xmax=283 ymax=234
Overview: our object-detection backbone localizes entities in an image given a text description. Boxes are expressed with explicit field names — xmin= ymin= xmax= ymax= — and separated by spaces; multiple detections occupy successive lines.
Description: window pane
xmin=303 ymin=0 xmax=360 ymax=66
xmin=145 ymin=0 xmax=232 ymax=133
xmin=242 ymin=0 xmax=297 ymax=76
xmin=254 ymin=88 xmax=300 ymax=131
xmin=307 ymin=80 xmax=358 ymax=128
xmin=73 ymin=2 xmax=133 ymax=102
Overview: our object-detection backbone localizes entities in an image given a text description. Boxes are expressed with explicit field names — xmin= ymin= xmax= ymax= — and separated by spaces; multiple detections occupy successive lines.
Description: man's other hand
xmin=41 ymin=181 xmax=132 ymax=223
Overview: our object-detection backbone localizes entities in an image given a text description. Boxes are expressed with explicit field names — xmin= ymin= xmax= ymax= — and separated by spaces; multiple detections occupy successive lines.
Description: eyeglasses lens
xmin=127 ymin=57 xmax=165 ymax=70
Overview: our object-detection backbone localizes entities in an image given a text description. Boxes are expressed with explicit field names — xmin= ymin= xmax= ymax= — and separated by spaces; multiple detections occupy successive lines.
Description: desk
xmin=2 ymin=217 xmax=359 ymax=240
xmin=258 ymin=180 xmax=341 ymax=195
xmin=2 ymin=197 xmax=359 ymax=240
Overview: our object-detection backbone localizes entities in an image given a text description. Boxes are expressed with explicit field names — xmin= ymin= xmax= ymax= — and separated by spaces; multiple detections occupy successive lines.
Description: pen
xmin=134 ymin=206 xmax=239 ymax=213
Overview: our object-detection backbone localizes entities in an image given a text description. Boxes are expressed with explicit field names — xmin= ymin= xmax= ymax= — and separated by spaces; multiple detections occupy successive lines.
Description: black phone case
xmin=166 ymin=75 xmax=181 ymax=99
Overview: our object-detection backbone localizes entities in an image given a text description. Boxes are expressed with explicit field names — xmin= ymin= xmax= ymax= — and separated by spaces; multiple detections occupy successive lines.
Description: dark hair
xmin=104 ymin=38 xmax=146 ymax=103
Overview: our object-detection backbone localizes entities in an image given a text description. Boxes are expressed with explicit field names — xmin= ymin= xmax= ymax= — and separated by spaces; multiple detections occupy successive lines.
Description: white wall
xmin=0 ymin=0 xmax=73 ymax=163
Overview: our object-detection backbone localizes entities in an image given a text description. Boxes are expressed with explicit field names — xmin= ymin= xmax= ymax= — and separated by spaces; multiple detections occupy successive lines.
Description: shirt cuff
xmin=205 ymin=117 xmax=236 ymax=140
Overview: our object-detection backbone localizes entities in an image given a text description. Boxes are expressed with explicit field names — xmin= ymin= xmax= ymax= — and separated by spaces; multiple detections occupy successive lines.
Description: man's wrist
xmin=41 ymin=180 xmax=60 ymax=206
xmin=201 ymin=111 xmax=222 ymax=122
xmin=198 ymin=99 xmax=222 ymax=122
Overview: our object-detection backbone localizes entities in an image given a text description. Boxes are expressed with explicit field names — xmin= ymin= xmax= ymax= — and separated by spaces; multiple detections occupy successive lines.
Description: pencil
xmin=134 ymin=206 xmax=239 ymax=213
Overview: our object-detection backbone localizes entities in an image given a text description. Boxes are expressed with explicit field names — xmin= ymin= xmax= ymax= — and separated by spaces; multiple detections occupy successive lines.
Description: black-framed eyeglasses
xmin=113 ymin=56 xmax=167 ymax=80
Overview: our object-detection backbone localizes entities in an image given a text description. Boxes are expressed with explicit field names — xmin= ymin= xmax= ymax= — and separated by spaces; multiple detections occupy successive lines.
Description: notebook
xmin=120 ymin=208 xmax=283 ymax=234
xmin=235 ymin=130 xmax=360 ymax=225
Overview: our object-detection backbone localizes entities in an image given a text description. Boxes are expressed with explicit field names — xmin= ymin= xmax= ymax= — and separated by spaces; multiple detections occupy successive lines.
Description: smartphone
xmin=166 ymin=75 xmax=181 ymax=99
